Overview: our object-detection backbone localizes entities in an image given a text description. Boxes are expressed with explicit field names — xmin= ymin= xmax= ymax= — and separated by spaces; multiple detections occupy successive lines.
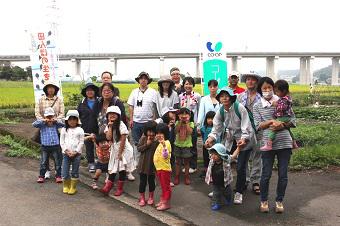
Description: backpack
xmin=219 ymin=101 xmax=257 ymax=133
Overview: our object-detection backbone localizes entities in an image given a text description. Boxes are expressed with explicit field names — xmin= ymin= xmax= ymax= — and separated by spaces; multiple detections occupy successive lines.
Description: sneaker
xmin=88 ymin=163 xmax=96 ymax=173
xmin=37 ymin=176 xmax=44 ymax=183
xmin=127 ymin=172 xmax=135 ymax=181
xmin=44 ymin=170 xmax=51 ymax=179
xmin=275 ymin=201 xmax=284 ymax=213
xmin=189 ymin=168 xmax=197 ymax=174
xmin=260 ymin=201 xmax=269 ymax=213
xmin=211 ymin=203 xmax=221 ymax=211
xmin=208 ymin=192 xmax=213 ymax=198
xmin=55 ymin=177 xmax=62 ymax=183
xmin=170 ymin=182 xmax=175 ymax=187
xmin=233 ymin=192 xmax=243 ymax=205
xmin=182 ymin=168 xmax=185 ymax=173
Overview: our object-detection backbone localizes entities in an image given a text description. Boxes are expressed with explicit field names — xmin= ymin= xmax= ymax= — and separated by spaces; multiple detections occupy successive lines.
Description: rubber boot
xmin=63 ymin=179 xmax=71 ymax=194
xmin=68 ymin=178 xmax=78 ymax=195
xmin=138 ymin=193 xmax=146 ymax=206
xmin=114 ymin=180 xmax=124 ymax=196
xmin=156 ymin=200 xmax=171 ymax=211
xmin=184 ymin=173 xmax=191 ymax=185
xmin=147 ymin=192 xmax=154 ymax=205
xmin=156 ymin=198 xmax=164 ymax=207
xmin=100 ymin=180 xmax=113 ymax=195
xmin=174 ymin=166 xmax=180 ymax=185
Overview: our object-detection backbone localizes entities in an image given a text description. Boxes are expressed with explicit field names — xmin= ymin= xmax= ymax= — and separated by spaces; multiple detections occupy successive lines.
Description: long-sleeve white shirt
xmin=60 ymin=127 xmax=84 ymax=154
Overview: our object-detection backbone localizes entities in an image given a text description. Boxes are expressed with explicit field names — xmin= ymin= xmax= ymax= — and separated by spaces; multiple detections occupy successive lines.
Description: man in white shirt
xmin=127 ymin=72 xmax=157 ymax=164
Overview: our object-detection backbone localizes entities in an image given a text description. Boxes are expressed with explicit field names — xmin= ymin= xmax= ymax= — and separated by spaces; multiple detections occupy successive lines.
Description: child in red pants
xmin=153 ymin=123 xmax=172 ymax=211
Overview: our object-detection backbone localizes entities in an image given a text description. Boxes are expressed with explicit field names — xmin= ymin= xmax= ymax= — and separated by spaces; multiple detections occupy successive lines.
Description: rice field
xmin=0 ymin=80 xmax=339 ymax=109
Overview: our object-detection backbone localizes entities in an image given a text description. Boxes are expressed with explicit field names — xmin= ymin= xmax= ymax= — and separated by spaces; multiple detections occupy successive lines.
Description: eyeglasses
xmin=102 ymin=89 xmax=113 ymax=93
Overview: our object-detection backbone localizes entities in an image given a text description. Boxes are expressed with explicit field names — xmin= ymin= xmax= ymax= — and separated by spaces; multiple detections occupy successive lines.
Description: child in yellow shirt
xmin=153 ymin=123 xmax=172 ymax=211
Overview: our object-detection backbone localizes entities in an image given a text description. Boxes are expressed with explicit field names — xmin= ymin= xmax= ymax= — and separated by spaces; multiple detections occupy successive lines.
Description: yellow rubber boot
xmin=68 ymin=178 xmax=78 ymax=195
xmin=63 ymin=179 xmax=71 ymax=194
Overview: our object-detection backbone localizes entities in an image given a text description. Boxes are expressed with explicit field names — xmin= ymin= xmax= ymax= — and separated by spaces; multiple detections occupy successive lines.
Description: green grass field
xmin=1 ymin=81 xmax=340 ymax=108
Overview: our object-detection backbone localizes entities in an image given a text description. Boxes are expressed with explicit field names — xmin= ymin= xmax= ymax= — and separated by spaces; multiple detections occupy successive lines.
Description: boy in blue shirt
xmin=33 ymin=107 xmax=64 ymax=183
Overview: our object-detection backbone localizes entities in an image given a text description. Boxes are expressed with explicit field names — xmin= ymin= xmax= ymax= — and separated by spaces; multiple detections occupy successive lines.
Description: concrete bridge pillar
xmin=159 ymin=57 xmax=165 ymax=77
xmin=196 ymin=57 xmax=200 ymax=78
xmin=300 ymin=57 xmax=314 ymax=85
xmin=109 ymin=58 xmax=118 ymax=76
xmin=331 ymin=57 xmax=339 ymax=85
xmin=231 ymin=56 xmax=241 ymax=72
xmin=266 ymin=56 xmax=279 ymax=81
xmin=71 ymin=59 xmax=81 ymax=79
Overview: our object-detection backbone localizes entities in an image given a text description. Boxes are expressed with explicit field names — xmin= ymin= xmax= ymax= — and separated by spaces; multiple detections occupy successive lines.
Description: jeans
xmin=62 ymin=154 xmax=81 ymax=179
xmin=246 ymin=143 xmax=262 ymax=185
xmin=40 ymin=145 xmax=62 ymax=177
xmin=212 ymin=184 xmax=232 ymax=205
xmin=132 ymin=122 xmax=146 ymax=164
xmin=139 ymin=173 xmax=156 ymax=193
xmin=84 ymin=139 xmax=95 ymax=164
xmin=236 ymin=149 xmax=252 ymax=193
xmin=189 ymin=126 xmax=198 ymax=169
xmin=260 ymin=148 xmax=292 ymax=202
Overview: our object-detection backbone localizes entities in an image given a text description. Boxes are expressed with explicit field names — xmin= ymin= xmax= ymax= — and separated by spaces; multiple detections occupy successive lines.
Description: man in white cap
xmin=228 ymin=71 xmax=245 ymax=95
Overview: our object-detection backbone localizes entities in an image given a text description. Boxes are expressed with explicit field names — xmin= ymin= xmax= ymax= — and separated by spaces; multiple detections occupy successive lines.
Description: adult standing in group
xmin=35 ymin=81 xmax=65 ymax=179
xmin=170 ymin=67 xmax=185 ymax=95
xmin=77 ymin=82 xmax=100 ymax=173
xmin=93 ymin=82 xmax=133 ymax=180
xmin=205 ymin=87 xmax=254 ymax=205
xmin=179 ymin=77 xmax=201 ymax=173
xmin=253 ymin=77 xmax=295 ymax=213
xmin=196 ymin=79 xmax=220 ymax=176
xmin=128 ymin=72 xmax=157 ymax=168
xmin=101 ymin=71 xmax=120 ymax=97
xmin=238 ymin=71 xmax=262 ymax=194
xmin=228 ymin=71 xmax=245 ymax=95
xmin=153 ymin=74 xmax=180 ymax=118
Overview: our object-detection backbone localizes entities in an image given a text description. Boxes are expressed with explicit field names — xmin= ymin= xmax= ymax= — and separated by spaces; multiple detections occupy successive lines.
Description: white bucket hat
xmin=106 ymin=106 xmax=121 ymax=116
xmin=44 ymin=107 xmax=55 ymax=117
xmin=65 ymin=110 xmax=81 ymax=124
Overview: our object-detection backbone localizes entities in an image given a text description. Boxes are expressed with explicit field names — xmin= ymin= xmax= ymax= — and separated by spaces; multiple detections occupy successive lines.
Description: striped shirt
xmin=128 ymin=87 xmax=157 ymax=123
xmin=32 ymin=120 xmax=64 ymax=146
xmin=253 ymin=98 xmax=296 ymax=150
xmin=35 ymin=95 xmax=65 ymax=120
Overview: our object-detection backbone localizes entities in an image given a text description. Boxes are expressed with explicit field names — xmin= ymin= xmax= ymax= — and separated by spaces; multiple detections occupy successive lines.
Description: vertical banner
xmin=29 ymin=29 xmax=61 ymax=103
xmin=201 ymin=40 xmax=228 ymax=95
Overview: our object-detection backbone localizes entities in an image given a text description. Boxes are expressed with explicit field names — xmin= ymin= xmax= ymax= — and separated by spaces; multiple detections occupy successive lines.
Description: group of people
xmin=33 ymin=67 xmax=297 ymax=213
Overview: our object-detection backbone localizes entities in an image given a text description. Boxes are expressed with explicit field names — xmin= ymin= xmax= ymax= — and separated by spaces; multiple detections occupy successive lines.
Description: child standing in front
xmin=137 ymin=121 xmax=158 ymax=206
xmin=91 ymin=134 xmax=111 ymax=190
xmin=174 ymin=107 xmax=194 ymax=185
xmin=260 ymin=79 xmax=298 ymax=151
xmin=200 ymin=111 xmax=217 ymax=178
xmin=101 ymin=106 xmax=135 ymax=196
xmin=33 ymin=107 xmax=64 ymax=183
xmin=60 ymin=110 xmax=84 ymax=195
xmin=205 ymin=143 xmax=233 ymax=211
xmin=153 ymin=123 xmax=172 ymax=211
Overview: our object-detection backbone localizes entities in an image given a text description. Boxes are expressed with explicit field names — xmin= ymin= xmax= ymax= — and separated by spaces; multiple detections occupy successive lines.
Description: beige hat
xmin=44 ymin=107 xmax=55 ymax=117
xmin=65 ymin=110 xmax=81 ymax=124
xmin=106 ymin=106 xmax=121 ymax=116
xmin=158 ymin=75 xmax=174 ymax=86
xmin=43 ymin=80 xmax=60 ymax=96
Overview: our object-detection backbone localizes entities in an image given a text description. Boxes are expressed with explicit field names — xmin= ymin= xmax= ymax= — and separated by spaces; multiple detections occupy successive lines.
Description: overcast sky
xmin=1 ymin=0 xmax=339 ymax=77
